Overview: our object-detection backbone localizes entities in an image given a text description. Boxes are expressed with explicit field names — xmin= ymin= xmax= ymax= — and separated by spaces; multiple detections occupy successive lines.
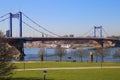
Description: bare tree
xmin=113 ymin=48 xmax=120 ymax=61
xmin=39 ymin=48 xmax=45 ymax=61
xmin=0 ymin=31 xmax=17 ymax=79
xmin=94 ymin=48 xmax=110 ymax=62
xmin=75 ymin=49 xmax=88 ymax=62
xmin=55 ymin=45 xmax=66 ymax=61
xmin=93 ymin=50 xmax=99 ymax=62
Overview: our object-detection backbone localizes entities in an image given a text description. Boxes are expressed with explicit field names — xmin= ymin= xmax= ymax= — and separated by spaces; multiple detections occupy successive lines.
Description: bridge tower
xmin=94 ymin=26 xmax=104 ymax=47
xmin=9 ymin=12 xmax=24 ymax=61
xmin=19 ymin=12 xmax=22 ymax=37
xmin=94 ymin=26 xmax=102 ymax=38
xmin=9 ymin=13 xmax=12 ymax=37
xmin=9 ymin=12 xmax=22 ymax=37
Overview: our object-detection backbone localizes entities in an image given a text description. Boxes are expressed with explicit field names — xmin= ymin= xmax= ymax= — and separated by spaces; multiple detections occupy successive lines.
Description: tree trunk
xmin=80 ymin=56 xmax=83 ymax=62
xmin=60 ymin=57 xmax=62 ymax=62
xmin=101 ymin=56 xmax=104 ymax=62
xmin=96 ymin=55 xmax=98 ymax=62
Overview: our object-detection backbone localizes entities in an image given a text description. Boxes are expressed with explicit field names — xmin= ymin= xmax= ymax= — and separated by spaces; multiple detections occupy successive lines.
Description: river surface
xmin=23 ymin=47 xmax=120 ymax=62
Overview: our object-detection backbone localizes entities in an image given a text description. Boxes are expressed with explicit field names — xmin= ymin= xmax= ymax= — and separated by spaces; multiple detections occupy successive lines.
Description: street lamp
xmin=43 ymin=70 xmax=47 ymax=80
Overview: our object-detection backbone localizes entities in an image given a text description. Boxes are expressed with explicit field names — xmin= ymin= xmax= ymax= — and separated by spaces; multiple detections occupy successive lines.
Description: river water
xmin=23 ymin=47 xmax=120 ymax=62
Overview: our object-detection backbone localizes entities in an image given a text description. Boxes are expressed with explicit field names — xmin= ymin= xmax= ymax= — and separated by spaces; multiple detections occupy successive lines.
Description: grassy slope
xmin=13 ymin=68 xmax=120 ymax=80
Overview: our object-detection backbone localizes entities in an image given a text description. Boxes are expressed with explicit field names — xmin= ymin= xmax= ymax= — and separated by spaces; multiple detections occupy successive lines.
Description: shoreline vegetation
xmin=24 ymin=42 xmax=114 ymax=48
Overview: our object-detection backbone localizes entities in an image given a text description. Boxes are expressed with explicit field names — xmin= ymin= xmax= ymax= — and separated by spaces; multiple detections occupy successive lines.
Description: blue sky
xmin=0 ymin=0 xmax=120 ymax=37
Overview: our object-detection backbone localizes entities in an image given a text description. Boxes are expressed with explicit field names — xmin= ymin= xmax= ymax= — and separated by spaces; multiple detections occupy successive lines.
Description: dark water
xmin=24 ymin=47 xmax=120 ymax=62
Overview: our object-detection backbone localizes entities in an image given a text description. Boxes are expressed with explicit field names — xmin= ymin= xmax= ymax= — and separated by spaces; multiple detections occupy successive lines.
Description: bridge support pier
xmin=96 ymin=39 xmax=104 ymax=48
xmin=9 ymin=41 xmax=25 ymax=61
xmin=114 ymin=40 xmax=120 ymax=47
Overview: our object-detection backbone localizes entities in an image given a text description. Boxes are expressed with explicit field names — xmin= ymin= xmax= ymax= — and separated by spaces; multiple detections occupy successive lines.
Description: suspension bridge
xmin=0 ymin=11 xmax=120 ymax=60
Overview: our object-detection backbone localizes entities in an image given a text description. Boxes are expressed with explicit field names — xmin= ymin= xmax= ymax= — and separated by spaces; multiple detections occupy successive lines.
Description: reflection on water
xmin=24 ymin=47 xmax=120 ymax=62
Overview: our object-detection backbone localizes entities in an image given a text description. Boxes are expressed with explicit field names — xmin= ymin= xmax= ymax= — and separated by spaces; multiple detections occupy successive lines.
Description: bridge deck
xmin=5 ymin=37 xmax=118 ymax=42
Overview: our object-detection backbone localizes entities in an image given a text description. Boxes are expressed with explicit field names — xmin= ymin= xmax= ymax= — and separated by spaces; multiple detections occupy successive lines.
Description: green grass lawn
xmin=12 ymin=68 xmax=120 ymax=80
xmin=14 ymin=62 xmax=120 ymax=69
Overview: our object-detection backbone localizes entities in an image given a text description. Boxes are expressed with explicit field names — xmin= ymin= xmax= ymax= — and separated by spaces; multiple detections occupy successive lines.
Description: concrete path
xmin=15 ymin=66 xmax=120 ymax=71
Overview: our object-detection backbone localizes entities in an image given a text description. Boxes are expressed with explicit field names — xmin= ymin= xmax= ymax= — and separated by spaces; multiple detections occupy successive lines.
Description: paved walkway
xmin=15 ymin=66 xmax=120 ymax=71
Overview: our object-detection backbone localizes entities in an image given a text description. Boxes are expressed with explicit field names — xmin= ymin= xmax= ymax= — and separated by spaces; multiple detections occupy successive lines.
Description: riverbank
xmin=24 ymin=42 xmax=114 ymax=48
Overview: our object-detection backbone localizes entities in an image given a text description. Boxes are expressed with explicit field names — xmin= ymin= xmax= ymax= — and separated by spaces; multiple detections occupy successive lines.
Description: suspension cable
xmin=0 ymin=13 xmax=9 ymax=18
xmin=102 ymin=27 xmax=109 ymax=37
xmin=0 ymin=17 xmax=9 ymax=23
xmin=89 ymin=31 xmax=94 ymax=38
xmin=22 ymin=13 xmax=61 ymax=37
xmin=22 ymin=20 xmax=53 ymax=37
xmin=81 ymin=27 xmax=93 ymax=37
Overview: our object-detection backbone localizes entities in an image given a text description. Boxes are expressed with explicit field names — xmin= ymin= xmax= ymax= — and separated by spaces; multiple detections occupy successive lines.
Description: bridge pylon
xmin=9 ymin=12 xmax=24 ymax=61
xmin=9 ymin=12 xmax=22 ymax=37
xmin=94 ymin=26 xmax=102 ymax=38
xmin=94 ymin=26 xmax=104 ymax=48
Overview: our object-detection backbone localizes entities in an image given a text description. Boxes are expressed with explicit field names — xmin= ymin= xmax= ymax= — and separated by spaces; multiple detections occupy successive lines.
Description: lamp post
xmin=43 ymin=70 xmax=47 ymax=80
